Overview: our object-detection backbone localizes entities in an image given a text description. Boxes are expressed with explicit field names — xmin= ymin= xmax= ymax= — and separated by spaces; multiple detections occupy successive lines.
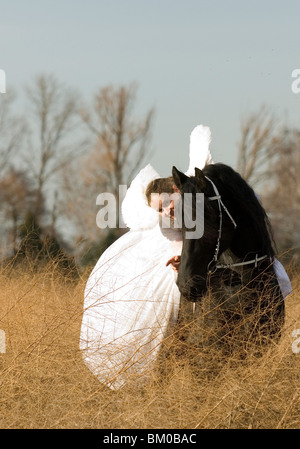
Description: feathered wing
xmin=185 ymin=124 xmax=213 ymax=175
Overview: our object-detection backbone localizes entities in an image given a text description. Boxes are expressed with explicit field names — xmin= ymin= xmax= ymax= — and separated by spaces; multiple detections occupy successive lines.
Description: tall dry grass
xmin=0 ymin=258 xmax=299 ymax=429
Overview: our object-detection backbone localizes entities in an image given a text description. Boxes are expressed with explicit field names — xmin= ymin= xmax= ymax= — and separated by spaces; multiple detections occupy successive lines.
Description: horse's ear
xmin=194 ymin=167 xmax=206 ymax=188
xmin=172 ymin=166 xmax=188 ymax=191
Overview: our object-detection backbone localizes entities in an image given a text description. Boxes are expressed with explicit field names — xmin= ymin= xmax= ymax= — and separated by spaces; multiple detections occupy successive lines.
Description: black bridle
xmin=204 ymin=176 xmax=269 ymax=275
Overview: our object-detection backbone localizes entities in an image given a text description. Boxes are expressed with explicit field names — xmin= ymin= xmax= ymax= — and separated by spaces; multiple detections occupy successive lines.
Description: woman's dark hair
xmin=145 ymin=177 xmax=175 ymax=205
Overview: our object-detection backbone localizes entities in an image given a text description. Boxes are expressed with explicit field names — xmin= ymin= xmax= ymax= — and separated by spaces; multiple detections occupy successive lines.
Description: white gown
xmin=80 ymin=165 xmax=183 ymax=389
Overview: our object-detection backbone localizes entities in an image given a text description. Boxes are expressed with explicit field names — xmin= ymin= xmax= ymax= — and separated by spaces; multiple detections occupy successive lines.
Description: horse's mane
xmin=202 ymin=163 xmax=276 ymax=257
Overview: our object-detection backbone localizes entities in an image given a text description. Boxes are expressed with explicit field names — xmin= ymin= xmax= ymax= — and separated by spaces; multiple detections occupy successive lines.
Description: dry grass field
xmin=0 ymin=258 xmax=299 ymax=429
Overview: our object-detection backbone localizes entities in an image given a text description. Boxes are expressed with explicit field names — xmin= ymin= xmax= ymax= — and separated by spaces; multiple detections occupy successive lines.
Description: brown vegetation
xmin=0 ymin=259 xmax=299 ymax=429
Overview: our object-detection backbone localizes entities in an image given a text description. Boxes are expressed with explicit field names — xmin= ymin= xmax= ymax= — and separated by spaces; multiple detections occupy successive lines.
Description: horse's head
xmin=172 ymin=165 xmax=235 ymax=301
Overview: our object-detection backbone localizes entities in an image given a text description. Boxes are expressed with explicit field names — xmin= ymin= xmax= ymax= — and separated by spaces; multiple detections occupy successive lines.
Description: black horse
xmin=171 ymin=163 xmax=285 ymax=354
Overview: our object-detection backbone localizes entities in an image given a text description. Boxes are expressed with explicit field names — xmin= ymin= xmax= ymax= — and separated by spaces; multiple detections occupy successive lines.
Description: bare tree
xmin=25 ymin=74 xmax=83 ymax=223
xmin=80 ymin=83 xmax=154 ymax=199
xmin=236 ymin=106 xmax=300 ymax=259
xmin=70 ymin=83 xmax=154 ymax=247
xmin=0 ymin=90 xmax=26 ymax=176
xmin=262 ymin=128 xmax=300 ymax=258
xmin=237 ymin=105 xmax=278 ymax=186
xmin=0 ymin=91 xmax=28 ymax=256
xmin=0 ymin=168 xmax=34 ymax=255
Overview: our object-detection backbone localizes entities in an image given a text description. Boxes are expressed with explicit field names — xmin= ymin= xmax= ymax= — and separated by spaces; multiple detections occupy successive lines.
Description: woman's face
xmin=149 ymin=189 xmax=181 ymax=231
xmin=150 ymin=194 xmax=175 ymax=217
xmin=146 ymin=179 xmax=181 ymax=228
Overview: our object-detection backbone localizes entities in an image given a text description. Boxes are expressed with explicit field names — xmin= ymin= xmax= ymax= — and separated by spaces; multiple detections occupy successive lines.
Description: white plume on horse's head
xmin=185 ymin=124 xmax=213 ymax=176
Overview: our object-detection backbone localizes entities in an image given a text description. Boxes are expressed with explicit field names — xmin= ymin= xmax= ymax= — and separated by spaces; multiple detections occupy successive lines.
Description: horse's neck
xmin=230 ymin=226 xmax=267 ymax=260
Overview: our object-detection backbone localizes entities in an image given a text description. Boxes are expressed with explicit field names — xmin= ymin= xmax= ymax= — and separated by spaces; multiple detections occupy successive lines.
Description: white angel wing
xmin=185 ymin=124 xmax=213 ymax=175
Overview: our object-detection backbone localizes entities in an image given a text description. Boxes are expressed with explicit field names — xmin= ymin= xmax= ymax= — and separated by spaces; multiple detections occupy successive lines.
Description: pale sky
xmin=1 ymin=0 xmax=300 ymax=176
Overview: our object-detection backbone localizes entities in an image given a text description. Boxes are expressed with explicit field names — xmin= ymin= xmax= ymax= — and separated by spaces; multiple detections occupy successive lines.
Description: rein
xmin=204 ymin=176 xmax=268 ymax=274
